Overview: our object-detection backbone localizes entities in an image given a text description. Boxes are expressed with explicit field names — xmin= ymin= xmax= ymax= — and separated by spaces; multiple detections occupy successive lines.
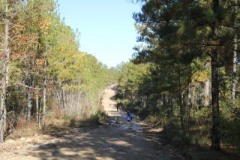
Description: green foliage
xmin=220 ymin=99 xmax=240 ymax=151
xmin=116 ymin=62 xmax=151 ymax=112
xmin=163 ymin=117 xmax=191 ymax=147
xmin=191 ymin=107 xmax=211 ymax=125
xmin=145 ymin=115 xmax=166 ymax=128
xmin=121 ymin=0 xmax=240 ymax=153
xmin=82 ymin=110 xmax=107 ymax=126
xmin=0 ymin=0 xmax=118 ymax=140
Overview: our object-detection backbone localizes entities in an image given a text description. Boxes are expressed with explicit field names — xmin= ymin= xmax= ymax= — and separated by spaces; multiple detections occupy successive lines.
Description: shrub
xmin=79 ymin=110 xmax=107 ymax=127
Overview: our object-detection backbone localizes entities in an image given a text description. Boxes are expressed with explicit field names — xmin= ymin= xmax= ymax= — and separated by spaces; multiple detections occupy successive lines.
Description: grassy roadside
xmin=6 ymin=110 xmax=108 ymax=140
xmin=143 ymin=115 xmax=240 ymax=160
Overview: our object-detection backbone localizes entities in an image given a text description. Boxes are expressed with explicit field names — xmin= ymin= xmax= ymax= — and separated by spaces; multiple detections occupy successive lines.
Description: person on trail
xmin=127 ymin=110 xmax=133 ymax=123
xmin=116 ymin=104 xmax=121 ymax=112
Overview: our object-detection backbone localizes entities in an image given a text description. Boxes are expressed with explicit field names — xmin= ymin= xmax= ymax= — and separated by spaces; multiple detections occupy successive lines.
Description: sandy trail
xmin=0 ymin=85 xmax=183 ymax=160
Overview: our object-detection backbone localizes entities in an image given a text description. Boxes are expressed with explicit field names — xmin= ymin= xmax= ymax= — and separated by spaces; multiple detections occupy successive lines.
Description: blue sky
xmin=57 ymin=0 xmax=141 ymax=67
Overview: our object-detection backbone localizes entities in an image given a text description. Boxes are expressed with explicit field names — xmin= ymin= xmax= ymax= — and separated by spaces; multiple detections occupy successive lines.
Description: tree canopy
xmin=0 ymin=0 xmax=117 ymax=142
xmin=114 ymin=0 xmax=240 ymax=151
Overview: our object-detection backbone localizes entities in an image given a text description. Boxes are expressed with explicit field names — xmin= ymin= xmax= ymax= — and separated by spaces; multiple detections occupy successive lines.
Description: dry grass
xmin=6 ymin=119 xmax=41 ymax=140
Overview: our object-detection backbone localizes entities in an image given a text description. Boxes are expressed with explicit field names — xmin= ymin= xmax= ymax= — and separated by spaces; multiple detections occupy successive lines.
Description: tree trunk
xmin=187 ymin=84 xmax=192 ymax=107
xmin=204 ymin=61 xmax=210 ymax=107
xmin=232 ymin=0 xmax=238 ymax=100
xmin=36 ymin=94 xmax=40 ymax=127
xmin=168 ymin=93 xmax=173 ymax=117
xmin=210 ymin=0 xmax=221 ymax=151
xmin=27 ymin=87 xmax=33 ymax=122
xmin=27 ymin=52 xmax=33 ymax=122
xmin=232 ymin=34 xmax=237 ymax=100
xmin=178 ymin=65 xmax=185 ymax=134
xmin=211 ymin=50 xmax=220 ymax=150
xmin=61 ymin=86 xmax=65 ymax=109
xmin=204 ymin=79 xmax=210 ymax=107
xmin=56 ymin=89 xmax=61 ymax=109
xmin=162 ymin=94 xmax=166 ymax=108
xmin=0 ymin=3 xmax=9 ymax=143
xmin=38 ymin=97 xmax=41 ymax=128
xmin=42 ymin=59 xmax=47 ymax=129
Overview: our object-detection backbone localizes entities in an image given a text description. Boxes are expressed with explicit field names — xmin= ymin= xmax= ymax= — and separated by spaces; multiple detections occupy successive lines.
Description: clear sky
xmin=57 ymin=0 xmax=141 ymax=68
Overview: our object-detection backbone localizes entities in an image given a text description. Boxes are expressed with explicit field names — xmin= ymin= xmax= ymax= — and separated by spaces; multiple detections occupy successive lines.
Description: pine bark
xmin=178 ymin=65 xmax=185 ymax=134
xmin=211 ymin=50 xmax=220 ymax=150
xmin=210 ymin=0 xmax=221 ymax=151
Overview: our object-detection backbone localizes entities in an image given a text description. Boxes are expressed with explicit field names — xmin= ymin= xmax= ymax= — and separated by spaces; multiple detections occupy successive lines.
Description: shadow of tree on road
xmin=22 ymin=84 xmax=183 ymax=160
xmin=28 ymin=125 xmax=179 ymax=160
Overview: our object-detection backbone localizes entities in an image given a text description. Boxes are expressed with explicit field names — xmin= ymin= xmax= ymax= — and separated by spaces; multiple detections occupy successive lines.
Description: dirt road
xmin=0 ymin=85 xmax=183 ymax=160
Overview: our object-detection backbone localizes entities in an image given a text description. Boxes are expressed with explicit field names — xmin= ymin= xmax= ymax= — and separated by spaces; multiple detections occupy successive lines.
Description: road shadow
xmin=24 ymin=109 xmax=183 ymax=160
xmin=22 ymin=85 xmax=183 ymax=160
xmin=27 ymin=124 xmax=180 ymax=160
